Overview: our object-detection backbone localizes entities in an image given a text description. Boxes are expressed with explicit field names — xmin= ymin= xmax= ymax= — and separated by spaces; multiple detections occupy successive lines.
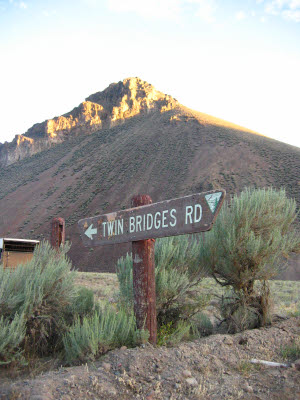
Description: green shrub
xmin=1 ymin=240 xmax=155 ymax=366
xmin=281 ymin=337 xmax=300 ymax=361
xmin=191 ymin=312 xmax=213 ymax=337
xmin=198 ymin=187 xmax=300 ymax=332
xmin=67 ymin=286 xmax=95 ymax=319
xmin=116 ymin=235 xmax=209 ymax=331
xmin=0 ymin=314 xmax=26 ymax=366
xmin=0 ymin=241 xmax=85 ymax=359
xmin=63 ymin=303 xmax=148 ymax=363
xmin=219 ymin=289 xmax=269 ymax=333
xmin=116 ymin=253 xmax=134 ymax=306
xmin=157 ymin=320 xmax=190 ymax=346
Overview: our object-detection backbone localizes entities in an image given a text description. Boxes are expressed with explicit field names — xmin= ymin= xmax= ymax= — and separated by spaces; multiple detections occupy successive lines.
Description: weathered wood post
xmin=50 ymin=217 xmax=65 ymax=250
xmin=131 ymin=195 xmax=157 ymax=345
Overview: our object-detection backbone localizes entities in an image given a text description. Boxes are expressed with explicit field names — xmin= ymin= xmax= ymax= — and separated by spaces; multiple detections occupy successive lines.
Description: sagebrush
xmin=63 ymin=303 xmax=148 ymax=363
xmin=116 ymin=235 xmax=210 ymax=337
xmin=198 ymin=187 xmax=300 ymax=332
xmin=0 ymin=241 xmax=95 ymax=364
xmin=0 ymin=313 xmax=26 ymax=365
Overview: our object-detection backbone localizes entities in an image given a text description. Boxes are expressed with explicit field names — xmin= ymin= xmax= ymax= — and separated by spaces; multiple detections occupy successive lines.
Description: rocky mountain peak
xmin=0 ymin=78 xmax=178 ymax=167
xmin=86 ymin=77 xmax=178 ymax=118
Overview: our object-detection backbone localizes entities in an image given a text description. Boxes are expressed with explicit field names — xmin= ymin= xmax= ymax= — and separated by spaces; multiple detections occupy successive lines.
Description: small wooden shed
xmin=0 ymin=238 xmax=40 ymax=269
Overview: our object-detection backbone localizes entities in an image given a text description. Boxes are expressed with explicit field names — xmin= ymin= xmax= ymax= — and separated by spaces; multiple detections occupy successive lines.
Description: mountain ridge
xmin=0 ymin=76 xmax=279 ymax=168
xmin=0 ymin=77 xmax=179 ymax=166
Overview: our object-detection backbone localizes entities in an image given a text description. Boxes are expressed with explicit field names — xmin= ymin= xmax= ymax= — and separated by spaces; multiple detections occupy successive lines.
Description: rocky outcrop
xmin=0 ymin=135 xmax=35 ymax=166
xmin=0 ymin=78 xmax=178 ymax=167
xmin=86 ymin=77 xmax=178 ymax=123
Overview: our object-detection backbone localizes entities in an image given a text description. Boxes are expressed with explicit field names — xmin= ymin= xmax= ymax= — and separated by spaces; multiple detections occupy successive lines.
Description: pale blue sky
xmin=0 ymin=0 xmax=299 ymax=147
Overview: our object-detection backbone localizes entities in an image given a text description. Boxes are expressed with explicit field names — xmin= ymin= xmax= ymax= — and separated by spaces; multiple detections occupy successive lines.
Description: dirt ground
xmin=0 ymin=317 xmax=299 ymax=400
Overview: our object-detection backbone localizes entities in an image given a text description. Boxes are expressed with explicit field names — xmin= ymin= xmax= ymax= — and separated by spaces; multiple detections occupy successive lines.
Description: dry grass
xmin=74 ymin=272 xmax=119 ymax=302
xmin=74 ymin=272 xmax=300 ymax=317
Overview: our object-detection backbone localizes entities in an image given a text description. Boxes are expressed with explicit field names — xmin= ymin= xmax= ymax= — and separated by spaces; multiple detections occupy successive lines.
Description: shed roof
xmin=0 ymin=238 xmax=40 ymax=249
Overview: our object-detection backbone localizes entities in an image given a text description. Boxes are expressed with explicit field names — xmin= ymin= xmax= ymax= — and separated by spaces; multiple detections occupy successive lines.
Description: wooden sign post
xmin=78 ymin=189 xmax=226 ymax=344
xmin=131 ymin=195 xmax=157 ymax=344
xmin=51 ymin=217 xmax=65 ymax=250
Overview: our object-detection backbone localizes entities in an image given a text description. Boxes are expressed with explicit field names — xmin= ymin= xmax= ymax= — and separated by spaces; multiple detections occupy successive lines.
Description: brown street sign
xmin=78 ymin=189 xmax=226 ymax=247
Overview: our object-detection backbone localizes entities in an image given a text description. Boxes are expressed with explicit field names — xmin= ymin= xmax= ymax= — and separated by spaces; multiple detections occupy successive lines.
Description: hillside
xmin=0 ymin=77 xmax=299 ymax=275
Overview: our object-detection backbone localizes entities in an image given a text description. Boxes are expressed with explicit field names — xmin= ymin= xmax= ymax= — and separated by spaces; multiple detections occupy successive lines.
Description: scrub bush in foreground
xmin=63 ymin=303 xmax=149 ymax=363
xmin=0 ymin=241 xmax=77 ymax=357
xmin=198 ymin=187 xmax=299 ymax=332
xmin=116 ymin=235 xmax=210 ymax=340
xmin=0 ymin=314 xmax=26 ymax=366
xmin=0 ymin=241 xmax=96 ymax=365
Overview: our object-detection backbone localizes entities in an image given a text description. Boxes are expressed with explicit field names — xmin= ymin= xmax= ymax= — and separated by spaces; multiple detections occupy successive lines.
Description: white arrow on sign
xmin=85 ymin=224 xmax=97 ymax=240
